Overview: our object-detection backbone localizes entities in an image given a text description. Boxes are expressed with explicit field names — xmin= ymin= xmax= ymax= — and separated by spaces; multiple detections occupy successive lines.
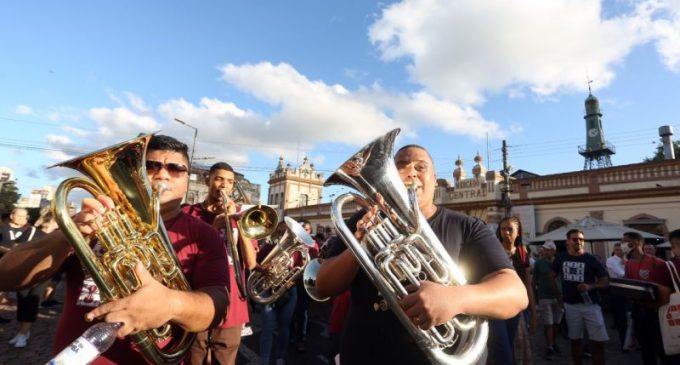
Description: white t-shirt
xmin=606 ymin=255 xmax=626 ymax=278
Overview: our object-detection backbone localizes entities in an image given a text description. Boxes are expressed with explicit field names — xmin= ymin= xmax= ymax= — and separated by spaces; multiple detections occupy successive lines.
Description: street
xmin=0 ymin=285 xmax=642 ymax=365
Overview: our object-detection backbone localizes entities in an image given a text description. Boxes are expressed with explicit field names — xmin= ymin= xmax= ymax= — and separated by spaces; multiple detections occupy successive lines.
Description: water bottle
xmin=580 ymin=290 xmax=593 ymax=305
xmin=45 ymin=322 xmax=122 ymax=365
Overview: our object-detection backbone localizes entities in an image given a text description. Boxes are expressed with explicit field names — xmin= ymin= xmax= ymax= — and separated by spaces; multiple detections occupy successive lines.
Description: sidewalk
xmin=0 ymin=285 xmax=644 ymax=365
xmin=0 ymin=287 xmax=63 ymax=365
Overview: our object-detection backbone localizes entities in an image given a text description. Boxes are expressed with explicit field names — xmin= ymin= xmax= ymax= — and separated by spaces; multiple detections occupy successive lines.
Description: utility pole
xmin=173 ymin=118 xmax=198 ymax=169
xmin=501 ymin=140 xmax=512 ymax=217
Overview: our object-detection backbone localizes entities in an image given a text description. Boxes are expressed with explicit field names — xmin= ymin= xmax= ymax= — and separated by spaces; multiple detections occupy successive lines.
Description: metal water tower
xmin=578 ymin=83 xmax=615 ymax=169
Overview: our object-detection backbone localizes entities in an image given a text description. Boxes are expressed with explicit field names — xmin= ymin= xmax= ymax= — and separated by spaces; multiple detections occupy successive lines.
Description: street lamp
xmin=173 ymin=118 xmax=198 ymax=169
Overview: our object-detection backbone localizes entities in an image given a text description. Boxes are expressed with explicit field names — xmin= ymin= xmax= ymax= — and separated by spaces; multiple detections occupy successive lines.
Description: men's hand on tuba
xmin=85 ymin=262 xmax=174 ymax=338
xmin=354 ymin=205 xmax=380 ymax=241
xmin=72 ymin=195 xmax=115 ymax=239
xmin=400 ymin=281 xmax=465 ymax=331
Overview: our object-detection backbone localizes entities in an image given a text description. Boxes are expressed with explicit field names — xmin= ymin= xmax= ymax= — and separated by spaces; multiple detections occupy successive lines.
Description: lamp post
xmin=173 ymin=118 xmax=198 ymax=169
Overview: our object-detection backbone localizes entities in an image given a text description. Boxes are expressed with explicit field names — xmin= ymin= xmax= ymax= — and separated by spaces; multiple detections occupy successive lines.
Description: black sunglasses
xmin=145 ymin=160 xmax=188 ymax=174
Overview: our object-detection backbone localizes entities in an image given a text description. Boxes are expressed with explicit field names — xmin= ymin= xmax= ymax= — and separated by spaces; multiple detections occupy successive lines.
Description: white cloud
xmin=14 ymin=105 xmax=33 ymax=115
xmin=62 ymin=126 xmax=91 ymax=138
xmin=218 ymin=62 xmax=501 ymax=147
xmin=87 ymin=93 xmax=161 ymax=146
xmin=368 ymin=0 xmax=680 ymax=103
xmin=47 ymin=107 xmax=82 ymax=122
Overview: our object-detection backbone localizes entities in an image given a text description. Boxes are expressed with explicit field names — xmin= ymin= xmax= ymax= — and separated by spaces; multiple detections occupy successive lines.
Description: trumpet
xmin=52 ymin=134 xmax=194 ymax=364
xmin=221 ymin=180 xmax=278 ymax=299
xmin=247 ymin=217 xmax=315 ymax=305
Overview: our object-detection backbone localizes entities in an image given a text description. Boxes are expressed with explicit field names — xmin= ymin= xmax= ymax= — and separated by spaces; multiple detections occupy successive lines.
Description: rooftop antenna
xmin=586 ymin=68 xmax=593 ymax=95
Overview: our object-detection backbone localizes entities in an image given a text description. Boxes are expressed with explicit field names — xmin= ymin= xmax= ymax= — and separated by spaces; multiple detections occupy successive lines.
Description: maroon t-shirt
xmin=652 ymin=256 xmax=680 ymax=290
xmin=182 ymin=202 xmax=255 ymax=328
xmin=53 ymin=212 xmax=230 ymax=365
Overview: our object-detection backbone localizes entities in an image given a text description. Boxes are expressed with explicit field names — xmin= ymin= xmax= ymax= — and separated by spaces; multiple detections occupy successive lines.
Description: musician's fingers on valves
xmin=354 ymin=206 xmax=380 ymax=240
xmin=73 ymin=195 xmax=116 ymax=237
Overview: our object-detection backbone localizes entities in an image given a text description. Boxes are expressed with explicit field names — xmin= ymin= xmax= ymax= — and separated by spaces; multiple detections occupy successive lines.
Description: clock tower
xmin=578 ymin=83 xmax=615 ymax=169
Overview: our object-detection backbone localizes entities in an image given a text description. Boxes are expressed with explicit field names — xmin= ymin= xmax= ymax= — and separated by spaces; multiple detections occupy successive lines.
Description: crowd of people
xmin=0 ymin=133 xmax=678 ymax=365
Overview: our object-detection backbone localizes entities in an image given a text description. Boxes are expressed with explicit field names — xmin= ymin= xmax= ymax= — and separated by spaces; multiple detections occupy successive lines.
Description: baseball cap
xmin=542 ymin=241 xmax=557 ymax=250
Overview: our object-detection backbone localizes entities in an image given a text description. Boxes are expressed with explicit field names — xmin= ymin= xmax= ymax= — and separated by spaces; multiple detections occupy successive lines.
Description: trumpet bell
xmin=239 ymin=205 xmax=279 ymax=240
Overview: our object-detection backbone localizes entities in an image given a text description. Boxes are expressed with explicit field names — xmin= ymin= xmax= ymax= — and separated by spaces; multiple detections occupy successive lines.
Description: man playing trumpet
xmin=182 ymin=162 xmax=258 ymax=365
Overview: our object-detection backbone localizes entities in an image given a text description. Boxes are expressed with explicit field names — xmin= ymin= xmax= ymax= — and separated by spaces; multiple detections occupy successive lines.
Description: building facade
xmin=282 ymin=157 xmax=680 ymax=249
xmin=267 ymin=156 xmax=323 ymax=210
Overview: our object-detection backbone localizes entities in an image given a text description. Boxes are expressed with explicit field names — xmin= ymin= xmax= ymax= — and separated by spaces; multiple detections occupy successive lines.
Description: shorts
xmin=564 ymin=303 xmax=609 ymax=342
xmin=538 ymin=298 xmax=564 ymax=325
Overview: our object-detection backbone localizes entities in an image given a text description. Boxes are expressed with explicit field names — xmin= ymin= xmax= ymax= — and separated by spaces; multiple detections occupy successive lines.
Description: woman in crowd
xmin=488 ymin=216 xmax=536 ymax=364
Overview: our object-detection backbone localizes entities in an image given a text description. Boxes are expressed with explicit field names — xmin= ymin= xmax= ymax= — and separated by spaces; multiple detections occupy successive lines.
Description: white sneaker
xmin=12 ymin=332 xmax=30 ymax=348
xmin=8 ymin=334 xmax=19 ymax=345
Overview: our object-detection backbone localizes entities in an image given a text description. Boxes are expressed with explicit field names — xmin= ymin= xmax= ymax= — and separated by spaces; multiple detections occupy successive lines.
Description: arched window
xmin=299 ymin=194 xmax=309 ymax=207
xmin=544 ymin=218 xmax=569 ymax=233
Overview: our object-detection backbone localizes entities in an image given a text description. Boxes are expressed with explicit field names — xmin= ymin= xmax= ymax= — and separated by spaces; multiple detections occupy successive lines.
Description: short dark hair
xmin=669 ymin=229 xmax=680 ymax=242
xmin=623 ymin=231 xmax=643 ymax=242
xmin=209 ymin=162 xmax=234 ymax=175
xmin=395 ymin=144 xmax=433 ymax=162
xmin=566 ymin=229 xmax=583 ymax=240
xmin=302 ymin=220 xmax=311 ymax=226
xmin=148 ymin=135 xmax=189 ymax=163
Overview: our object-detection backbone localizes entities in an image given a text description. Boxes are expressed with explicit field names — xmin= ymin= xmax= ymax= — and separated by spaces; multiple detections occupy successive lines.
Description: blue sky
xmin=1 ymin=0 xmax=679 ymax=203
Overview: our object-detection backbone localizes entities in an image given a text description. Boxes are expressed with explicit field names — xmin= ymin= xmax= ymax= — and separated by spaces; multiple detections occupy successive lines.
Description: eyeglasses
xmin=146 ymin=160 xmax=188 ymax=174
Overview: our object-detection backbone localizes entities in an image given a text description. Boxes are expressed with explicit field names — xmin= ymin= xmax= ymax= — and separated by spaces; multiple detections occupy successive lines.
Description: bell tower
xmin=578 ymin=82 xmax=615 ymax=169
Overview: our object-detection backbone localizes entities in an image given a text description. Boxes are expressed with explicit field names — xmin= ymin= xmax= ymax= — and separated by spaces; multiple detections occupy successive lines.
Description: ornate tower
xmin=578 ymin=84 xmax=615 ymax=169
xmin=267 ymin=156 xmax=324 ymax=209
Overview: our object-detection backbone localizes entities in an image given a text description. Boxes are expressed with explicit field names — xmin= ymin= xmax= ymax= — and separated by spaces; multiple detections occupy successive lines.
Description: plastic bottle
xmin=580 ymin=290 xmax=593 ymax=305
xmin=45 ymin=322 xmax=122 ymax=365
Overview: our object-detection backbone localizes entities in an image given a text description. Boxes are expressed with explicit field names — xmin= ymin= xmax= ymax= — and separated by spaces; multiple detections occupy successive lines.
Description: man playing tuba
xmin=316 ymin=143 xmax=528 ymax=365
xmin=0 ymin=135 xmax=230 ymax=364
xmin=182 ymin=162 xmax=258 ymax=365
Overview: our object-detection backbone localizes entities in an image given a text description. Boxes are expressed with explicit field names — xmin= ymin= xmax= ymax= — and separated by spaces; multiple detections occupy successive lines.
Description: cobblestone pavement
xmin=0 ymin=285 xmax=644 ymax=365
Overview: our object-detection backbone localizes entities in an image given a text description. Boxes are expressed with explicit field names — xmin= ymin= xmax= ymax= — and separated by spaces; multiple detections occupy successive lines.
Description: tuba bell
xmin=325 ymin=128 xmax=488 ymax=365
xmin=51 ymin=134 xmax=194 ymax=365
xmin=302 ymin=258 xmax=329 ymax=302
xmin=247 ymin=216 xmax=315 ymax=305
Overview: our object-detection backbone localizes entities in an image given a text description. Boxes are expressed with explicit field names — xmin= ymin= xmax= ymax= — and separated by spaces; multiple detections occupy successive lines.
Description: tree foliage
xmin=645 ymin=140 xmax=680 ymax=162
xmin=0 ymin=180 xmax=21 ymax=215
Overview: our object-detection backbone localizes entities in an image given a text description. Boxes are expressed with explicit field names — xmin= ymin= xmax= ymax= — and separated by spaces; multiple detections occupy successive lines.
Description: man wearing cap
xmin=533 ymin=241 xmax=563 ymax=360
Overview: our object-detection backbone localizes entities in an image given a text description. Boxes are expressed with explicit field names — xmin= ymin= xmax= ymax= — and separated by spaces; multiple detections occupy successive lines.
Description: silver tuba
xmin=303 ymin=240 xmax=331 ymax=302
xmin=325 ymin=128 xmax=488 ymax=365
xmin=247 ymin=216 xmax=315 ymax=305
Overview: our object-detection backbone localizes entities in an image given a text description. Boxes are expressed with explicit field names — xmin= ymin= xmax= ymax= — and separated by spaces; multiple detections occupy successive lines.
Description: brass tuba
xmin=325 ymin=128 xmax=488 ymax=365
xmin=247 ymin=216 xmax=315 ymax=305
xmin=52 ymin=134 xmax=194 ymax=365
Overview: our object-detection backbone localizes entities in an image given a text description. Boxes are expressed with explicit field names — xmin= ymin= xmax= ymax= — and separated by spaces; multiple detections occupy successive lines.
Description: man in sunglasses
xmin=182 ymin=162 xmax=258 ymax=365
xmin=0 ymin=135 xmax=230 ymax=364
xmin=551 ymin=229 xmax=609 ymax=365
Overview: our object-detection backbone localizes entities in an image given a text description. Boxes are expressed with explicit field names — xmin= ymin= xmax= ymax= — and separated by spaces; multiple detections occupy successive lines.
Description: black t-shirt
xmin=326 ymin=207 xmax=510 ymax=365
xmin=0 ymin=224 xmax=36 ymax=246
xmin=552 ymin=252 xmax=608 ymax=305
